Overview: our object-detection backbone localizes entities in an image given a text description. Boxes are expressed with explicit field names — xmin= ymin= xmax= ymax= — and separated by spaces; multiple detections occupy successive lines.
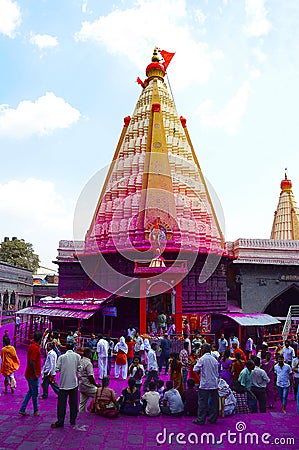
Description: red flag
xmin=160 ymin=50 xmax=175 ymax=70
xmin=136 ymin=77 xmax=145 ymax=87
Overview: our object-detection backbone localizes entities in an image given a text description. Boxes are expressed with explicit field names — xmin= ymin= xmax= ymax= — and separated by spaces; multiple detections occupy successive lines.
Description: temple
xmin=56 ymin=48 xmax=229 ymax=336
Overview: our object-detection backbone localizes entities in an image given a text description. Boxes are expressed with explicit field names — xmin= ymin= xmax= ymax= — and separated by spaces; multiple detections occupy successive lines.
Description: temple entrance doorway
xmin=147 ymin=292 xmax=173 ymax=334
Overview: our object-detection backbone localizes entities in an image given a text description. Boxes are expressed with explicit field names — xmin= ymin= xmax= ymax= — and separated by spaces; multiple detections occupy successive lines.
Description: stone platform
xmin=0 ymin=324 xmax=298 ymax=450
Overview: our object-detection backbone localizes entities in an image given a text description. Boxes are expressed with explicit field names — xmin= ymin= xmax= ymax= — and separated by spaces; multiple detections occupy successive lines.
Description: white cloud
xmin=195 ymin=9 xmax=206 ymax=25
xmin=29 ymin=32 xmax=59 ymax=50
xmin=82 ymin=0 xmax=87 ymax=13
xmin=0 ymin=178 xmax=73 ymax=267
xmin=252 ymin=46 xmax=266 ymax=62
xmin=0 ymin=92 xmax=81 ymax=138
xmin=74 ymin=0 xmax=223 ymax=89
xmin=197 ymin=81 xmax=251 ymax=135
xmin=0 ymin=0 xmax=21 ymax=38
xmin=244 ymin=0 xmax=271 ymax=37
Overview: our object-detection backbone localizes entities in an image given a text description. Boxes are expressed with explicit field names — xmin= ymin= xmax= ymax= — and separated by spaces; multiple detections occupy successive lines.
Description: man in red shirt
xmin=19 ymin=331 xmax=42 ymax=416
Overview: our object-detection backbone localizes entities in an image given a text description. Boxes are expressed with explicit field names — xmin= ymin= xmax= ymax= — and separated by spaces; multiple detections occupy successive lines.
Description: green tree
xmin=0 ymin=239 xmax=40 ymax=272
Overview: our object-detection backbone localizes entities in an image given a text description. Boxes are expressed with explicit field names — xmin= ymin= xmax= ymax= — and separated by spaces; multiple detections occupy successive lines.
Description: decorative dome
xmin=281 ymin=172 xmax=292 ymax=192
xmin=146 ymin=47 xmax=165 ymax=80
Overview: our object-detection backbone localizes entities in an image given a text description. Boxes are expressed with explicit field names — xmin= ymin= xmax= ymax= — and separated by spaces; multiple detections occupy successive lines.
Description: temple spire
xmin=270 ymin=171 xmax=299 ymax=240
xmin=84 ymin=49 xmax=225 ymax=255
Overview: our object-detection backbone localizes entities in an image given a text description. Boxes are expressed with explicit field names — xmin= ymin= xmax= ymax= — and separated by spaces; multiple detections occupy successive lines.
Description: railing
xmin=282 ymin=305 xmax=299 ymax=341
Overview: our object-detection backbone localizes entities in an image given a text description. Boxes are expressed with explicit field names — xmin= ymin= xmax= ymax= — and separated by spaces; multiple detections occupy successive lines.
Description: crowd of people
xmin=1 ymin=325 xmax=299 ymax=428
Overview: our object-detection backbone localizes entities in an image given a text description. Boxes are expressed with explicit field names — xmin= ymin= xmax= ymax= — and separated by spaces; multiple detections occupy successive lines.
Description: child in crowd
xmin=128 ymin=356 xmax=145 ymax=388
xmin=182 ymin=378 xmax=198 ymax=416
xmin=142 ymin=382 xmax=161 ymax=416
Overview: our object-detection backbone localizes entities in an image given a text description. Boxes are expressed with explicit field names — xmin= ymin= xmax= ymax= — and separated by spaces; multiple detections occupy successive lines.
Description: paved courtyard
xmin=0 ymin=324 xmax=298 ymax=450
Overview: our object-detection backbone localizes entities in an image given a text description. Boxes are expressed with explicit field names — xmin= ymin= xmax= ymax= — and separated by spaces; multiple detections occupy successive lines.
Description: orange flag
xmin=136 ymin=77 xmax=145 ymax=87
xmin=160 ymin=50 xmax=175 ymax=70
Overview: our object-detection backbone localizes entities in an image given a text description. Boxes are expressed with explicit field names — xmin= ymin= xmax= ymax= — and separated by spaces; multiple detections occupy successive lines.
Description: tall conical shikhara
xmin=85 ymin=49 xmax=224 ymax=256
xmin=270 ymin=172 xmax=299 ymax=240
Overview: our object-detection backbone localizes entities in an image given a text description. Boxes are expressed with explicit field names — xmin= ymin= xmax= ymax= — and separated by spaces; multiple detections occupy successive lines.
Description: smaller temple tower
xmin=271 ymin=171 xmax=299 ymax=240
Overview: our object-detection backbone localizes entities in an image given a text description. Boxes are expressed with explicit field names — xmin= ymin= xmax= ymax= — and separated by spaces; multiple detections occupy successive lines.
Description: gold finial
xmin=152 ymin=46 xmax=160 ymax=62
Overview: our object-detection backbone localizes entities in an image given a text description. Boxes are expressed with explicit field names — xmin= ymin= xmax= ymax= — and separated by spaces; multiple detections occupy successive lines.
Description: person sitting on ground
xmin=157 ymin=379 xmax=164 ymax=400
xmin=78 ymin=347 xmax=99 ymax=412
xmin=120 ymin=377 xmax=142 ymax=416
xmin=218 ymin=378 xmax=236 ymax=417
xmin=94 ymin=376 xmax=119 ymax=418
xmin=160 ymin=380 xmax=184 ymax=416
xmin=142 ymin=381 xmax=161 ymax=416
xmin=182 ymin=378 xmax=198 ymax=416
xmin=128 ymin=356 xmax=145 ymax=388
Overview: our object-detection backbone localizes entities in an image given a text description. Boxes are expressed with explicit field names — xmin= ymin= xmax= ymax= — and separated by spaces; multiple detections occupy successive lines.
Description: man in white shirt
xmin=193 ymin=344 xmax=219 ymax=425
xmin=97 ymin=335 xmax=109 ymax=380
xmin=218 ymin=334 xmax=228 ymax=355
xmin=51 ymin=341 xmax=81 ymax=428
xmin=250 ymin=356 xmax=270 ymax=413
xmin=142 ymin=381 xmax=160 ymax=416
xmin=282 ymin=340 xmax=295 ymax=365
xmin=41 ymin=342 xmax=59 ymax=399
xmin=161 ymin=380 xmax=184 ymax=416
xmin=274 ymin=355 xmax=292 ymax=413
xmin=134 ymin=330 xmax=143 ymax=357
xmin=143 ymin=342 xmax=159 ymax=391
xmin=78 ymin=347 xmax=99 ymax=412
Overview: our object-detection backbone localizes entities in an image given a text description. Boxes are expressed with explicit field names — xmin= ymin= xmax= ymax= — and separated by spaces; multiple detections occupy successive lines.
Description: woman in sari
xmin=94 ymin=376 xmax=119 ymax=418
xmin=114 ymin=336 xmax=128 ymax=379
xmin=169 ymin=353 xmax=184 ymax=396
xmin=0 ymin=337 xmax=20 ymax=393
xmin=120 ymin=377 xmax=142 ymax=416
xmin=231 ymin=352 xmax=245 ymax=388
xmin=219 ymin=350 xmax=233 ymax=389
xmin=188 ymin=349 xmax=200 ymax=387
xmin=261 ymin=351 xmax=276 ymax=408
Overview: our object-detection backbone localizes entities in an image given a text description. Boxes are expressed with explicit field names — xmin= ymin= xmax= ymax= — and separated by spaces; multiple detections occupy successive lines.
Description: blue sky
xmin=0 ymin=0 xmax=299 ymax=269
